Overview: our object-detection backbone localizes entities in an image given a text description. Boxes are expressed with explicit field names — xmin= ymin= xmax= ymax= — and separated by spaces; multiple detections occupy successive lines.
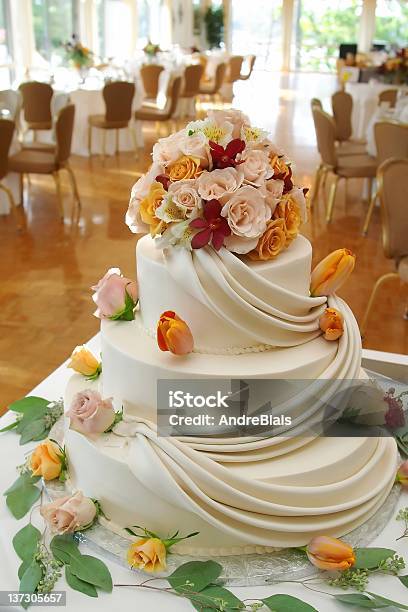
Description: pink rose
xmin=179 ymin=131 xmax=211 ymax=168
xmin=92 ymin=267 xmax=137 ymax=319
xmin=152 ymin=131 xmax=184 ymax=167
xmin=221 ymin=185 xmax=271 ymax=254
xmin=197 ymin=168 xmax=244 ymax=203
xmin=240 ymin=149 xmax=273 ymax=186
xmin=261 ymin=178 xmax=284 ymax=215
xmin=126 ymin=163 xmax=164 ymax=233
xmin=207 ymin=109 xmax=250 ymax=139
xmin=167 ymin=180 xmax=201 ymax=216
xmin=40 ymin=491 xmax=97 ymax=534
xmin=67 ymin=389 xmax=115 ymax=435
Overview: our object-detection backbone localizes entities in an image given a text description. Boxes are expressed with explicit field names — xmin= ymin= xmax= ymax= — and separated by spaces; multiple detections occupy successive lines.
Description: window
xmin=0 ymin=0 xmax=13 ymax=88
xmin=374 ymin=0 xmax=408 ymax=48
xmin=231 ymin=0 xmax=282 ymax=70
xmin=32 ymin=0 xmax=79 ymax=66
xmin=292 ymin=0 xmax=362 ymax=72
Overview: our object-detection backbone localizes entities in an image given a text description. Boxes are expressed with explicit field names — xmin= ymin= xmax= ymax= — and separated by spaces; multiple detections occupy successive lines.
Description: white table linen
xmin=0 ymin=339 xmax=408 ymax=612
xmin=365 ymin=96 xmax=408 ymax=157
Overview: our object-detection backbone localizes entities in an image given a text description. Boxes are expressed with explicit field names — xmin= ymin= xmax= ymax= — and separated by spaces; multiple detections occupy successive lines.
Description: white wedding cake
xmin=63 ymin=110 xmax=397 ymax=555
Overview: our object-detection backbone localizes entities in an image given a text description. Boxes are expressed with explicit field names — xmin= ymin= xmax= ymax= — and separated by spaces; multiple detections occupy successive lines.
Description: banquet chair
xmin=311 ymin=107 xmax=377 ymax=222
xmin=199 ymin=62 xmax=226 ymax=103
xmin=8 ymin=105 xmax=81 ymax=219
xmin=360 ymin=158 xmax=408 ymax=336
xmin=19 ymin=81 xmax=54 ymax=138
xmin=362 ymin=121 xmax=408 ymax=235
xmin=378 ymin=89 xmax=398 ymax=108
xmin=134 ymin=76 xmax=182 ymax=138
xmin=331 ymin=90 xmax=367 ymax=155
xmin=226 ymin=56 xmax=244 ymax=84
xmin=140 ymin=64 xmax=164 ymax=100
xmin=88 ymin=81 xmax=136 ymax=157
xmin=239 ymin=55 xmax=256 ymax=80
xmin=0 ymin=119 xmax=20 ymax=228
xmin=0 ymin=90 xmax=22 ymax=122
xmin=311 ymin=98 xmax=323 ymax=110
xmin=180 ymin=64 xmax=204 ymax=116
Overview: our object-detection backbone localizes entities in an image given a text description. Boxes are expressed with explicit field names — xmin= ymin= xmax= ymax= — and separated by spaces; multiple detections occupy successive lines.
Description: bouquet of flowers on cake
xmin=126 ymin=110 xmax=308 ymax=260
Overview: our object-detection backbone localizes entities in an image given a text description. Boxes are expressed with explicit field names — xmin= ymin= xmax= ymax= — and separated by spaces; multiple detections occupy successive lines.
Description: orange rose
xmin=273 ymin=196 xmax=301 ymax=243
xmin=127 ymin=538 xmax=166 ymax=573
xmin=307 ymin=536 xmax=355 ymax=571
xmin=247 ymin=218 xmax=287 ymax=261
xmin=30 ymin=439 xmax=63 ymax=481
xmin=319 ymin=308 xmax=344 ymax=341
xmin=270 ymin=154 xmax=290 ymax=179
xmin=397 ymin=460 xmax=408 ymax=488
xmin=310 ymin=248 xmax=356 ymax=296
xmin=168 ymin=156 xmax=202 ymax=181
xmin=139 ymin=181 xmax=167 ymax=236
xmin=157 ymin=311 xmax=194 ymax=355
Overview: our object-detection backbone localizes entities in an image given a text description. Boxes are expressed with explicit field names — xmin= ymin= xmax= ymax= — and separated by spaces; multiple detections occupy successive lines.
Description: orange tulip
xmin=310 ymin=249 xmax=355 ymax=296
xmin=396 ymin=460 xmax=408 ymax=488
xmin=157 ymin=311 xmax=194 ymax=355
xmin=307 ymin=535 xmax=355 ymax=571
xmin=319 ymin=308 xmax=344 ymax=341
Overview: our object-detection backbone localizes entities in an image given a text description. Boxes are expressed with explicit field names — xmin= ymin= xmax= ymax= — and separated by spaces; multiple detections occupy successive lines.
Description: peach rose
xmin=157 ymin=311 xmax=194 ymax=355
xmin=168 ymin=156 xmax=202 ymax=181
xmin=273 ymin=196 xmax=302 ymax=243
xmin=67 ymin=389 xmax=115 ymax=435
xmin=397 ymin=460 xmax=408 ymax=488
xmin=311 ymin=249 xmax=356 ymax=297
xmin=221 ymin=185 xmax=271 ymax=254
xmin=30 ymin=440 xmax=63 ymax=481
xmin=92 ymin=268 xmax=138 ymax=320
xmin=40 ymin=491 xmax=97 ymax=534
xmin=240 ymin=149 xmax=273 ymax=186
xmin=179 ymin=131 xmax=211 ymax=168
xmin=126 ymin=163 xmax=164 ymax=233
xmin=261 ymin=178 xmax=284 ymax=215
xmin=247 ymin=218 xmax=287 ymax=261
xmin=152 ymin=132 xmax=184 ymax=167
xmin=307 ymin=536 xmax=355 ymax=571
xmin=270 ymin=153 xmax=290 ymax=179
xmin=197 ymin=167 xmax=244 ymax=203
xmin=289 ymin=186 xmax=308 ymax=223
xmin=68 ymin=346 xmax=101 ymax=378
xmin=167 ymin=179 xmax=201 ymax=217
xmin=139 ymin=181 xmax=167 ymax=235
xmin=319 ymin=308 xmax=344 ymax=341
xmin=127 ymin=538 xmax=167 ymax=573
xmin=207 ymin=109 xmax=250 ymax=139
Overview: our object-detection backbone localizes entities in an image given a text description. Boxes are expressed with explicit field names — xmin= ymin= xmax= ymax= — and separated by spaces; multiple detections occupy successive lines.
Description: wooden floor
xmin=0 ymin=71 xmax=407 ymax=410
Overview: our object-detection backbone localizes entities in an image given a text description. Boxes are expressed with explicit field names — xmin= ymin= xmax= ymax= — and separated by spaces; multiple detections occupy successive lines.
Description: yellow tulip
xmin=307 ymin=535 xmax=355 ymax=571
xmin=319 ymin=308 xmax=344 ymax=341
xmin=310 ymin=249 xmax=355 ymax=296
xmin=68 ymin=345 xmax=101 ymax=378
xmin=127 ymin=538 xmax=167 ymax=573
xmin=397 ymin=460 xmax=408 ymax=488
xmin=157 ymin=311 xmax=194 ymax=355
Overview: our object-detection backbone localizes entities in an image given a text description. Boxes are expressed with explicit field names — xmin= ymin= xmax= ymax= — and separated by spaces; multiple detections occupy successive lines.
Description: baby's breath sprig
xmin=43 ymin=400 xmax=64 ymax=429
xmin=396 ymin=507 xmax=408 ymax=541
xmin=327 ymin=568 xmax=369 ymax=592
xmin=34 ymin=542 xmax=62 ymax=593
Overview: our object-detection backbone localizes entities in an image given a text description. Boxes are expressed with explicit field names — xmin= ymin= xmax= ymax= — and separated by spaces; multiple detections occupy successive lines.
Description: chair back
xmin=0 ymin=90 xmax=21 ymax=121
xmin=166 ymin=76 xmax=182 ymax=118
xmin=331 ymin=90 xmax=353 ymax=142
xmin=0 ymin=119 xmax=15 ymax=180
xmin=378 ymin=158 xmax=408 ymax=260
xmin=182 ymin=64 xmax=204 ymax=97
xmin=240 ymin=55 xmax=256 ymax=79
xmin=103 ymin=81 xmax=135 ymax=123
xmin=374 ymin=121 xmax=408 ymax=165
xmin=55 ymin=104 xmax=75 ymax=164
xmin=312 ymin=108 xmax=337 ymax=167
xmin=378 ymin=89 xmax=398 ymax=108
xmin=214 ymin=62 xmax=227 ymax=91
xmin=19 ymin=81 xmax=53 ymax=124
xmin=310 ymin=98 xmax=323 ymax=111
xmin=228 ymin=55 xmax=244 ymax=82
xmin=140 ymin=64 xmax=164 ymax=99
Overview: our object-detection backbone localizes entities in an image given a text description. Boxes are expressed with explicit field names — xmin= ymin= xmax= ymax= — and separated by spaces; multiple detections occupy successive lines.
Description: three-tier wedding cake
xmin=63 ymin=110 xmax=398 ymax=555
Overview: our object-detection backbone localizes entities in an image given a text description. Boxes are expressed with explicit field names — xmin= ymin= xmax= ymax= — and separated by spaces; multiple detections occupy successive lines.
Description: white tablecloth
xmin=1 ymin=339 xmax=408 ymax=612
xmin=366 ymin=97 xmax=408 ymax=157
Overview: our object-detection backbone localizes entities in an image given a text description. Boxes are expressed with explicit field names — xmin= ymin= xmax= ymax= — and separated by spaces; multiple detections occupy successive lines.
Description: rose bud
xmin=30 ymin=439 xmax=63 ymax=481
xmin=92 ymin=267 xmax=138 ymax=320
xmin=396 ymin=460 xmax=408 ymax=488
xmin=68 ymin=346 xmax=101 ymax=379
xmin=40 ymin=491 xmax=97 ymax=534
xmin=319 ymin=308 xmax=344 ymax=341
xmin=67 ymin=390 xmax=115 ymax=435
xmin=157 ymin=311 xmax=194 ymax=355
xmin=307 ymin=535 xmax=355 ymax=571
xmin=310 ymin=249 xmax=355 ymax=296
xmin=127 ymin=538 xmax=167 ymax=573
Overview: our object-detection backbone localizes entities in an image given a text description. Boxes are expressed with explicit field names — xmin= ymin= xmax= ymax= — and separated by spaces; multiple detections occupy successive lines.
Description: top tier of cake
xmin=137 ymin=234 xmax=328 ymax=353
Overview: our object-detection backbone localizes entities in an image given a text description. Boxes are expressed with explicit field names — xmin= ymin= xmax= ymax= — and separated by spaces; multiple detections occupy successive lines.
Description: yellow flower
xmin=248 ymin=218 xmax=287 ymax=261
xmin=30 ymin=440 xmax=63 ymax=481
xmin=139 ymin=181 xmax=167 ymax=236
xmin=168 ymin=156 xmax=202 ymax=181
xmin=307 ymin=536 xmax=355 ymax=571
xmin=68 ymin=346 xmax=101 ymax=378
xmin=310 ymin=248 xmax=356 ymax=297
xmin=270 ymin=154 xmax=290 ymax=179
xmin=319 ymin=308 xmax=344 ymax=341
xmin=273 ymin=196 xmax=301 ymax=243
xmin=127 ymin=538 xmax=167 ymax=573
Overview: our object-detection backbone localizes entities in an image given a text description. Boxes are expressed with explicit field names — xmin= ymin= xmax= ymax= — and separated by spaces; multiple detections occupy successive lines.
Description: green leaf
xmin=167 ymin=560 xmax=223 ymax=594
xmin=6 ymin=485 xmax=41 ymax=519
xmin=399 ymin=575 xmax=408 ymax=588
xmin=9 ymin=397 xmax=49 ymax=415
xmin=50 ymin=534 xmax=81 ymax=564
xmin=18 ymin=560 xmax=31 ymax=580
xmin=19 ymin=560 xmax=43 ymax=609
xmin=65 ymin=565 xmax=98 ymax=598
xmin=19 ymin=419 xmax=47 ymax=445
xmin=69 ymin=555 xmax=112 ymax=592
xmin=262 ymin=594 xmax=318 ymax=611
xmin=188 ymin=585 xmax=244 ymax=611
xmin=0 ymin=420 xmax=18 ymax=432
xmin=13 ymin=524 xmax=41 ymax=561
xmin=366 ymin=592 xmax=408 ymax=610
xmin=353 ymin=548 xmax=396 ymax=569
xmin=4 ymin=473 xmax=41 ymax=496
xmin=334 ymin=592 xmax=408 ymax=609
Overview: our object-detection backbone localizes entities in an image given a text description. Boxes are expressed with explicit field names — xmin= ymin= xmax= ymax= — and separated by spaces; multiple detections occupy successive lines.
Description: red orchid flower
xmin=190 ymin=199 xmax=231 ymax=251
xmin=283 ymin=166 xmax=293 ymax=194
xmin=155 ymin=174 xmax=171 ymax=190
xmin=209 ymin=138 xmax=245 ymax=169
